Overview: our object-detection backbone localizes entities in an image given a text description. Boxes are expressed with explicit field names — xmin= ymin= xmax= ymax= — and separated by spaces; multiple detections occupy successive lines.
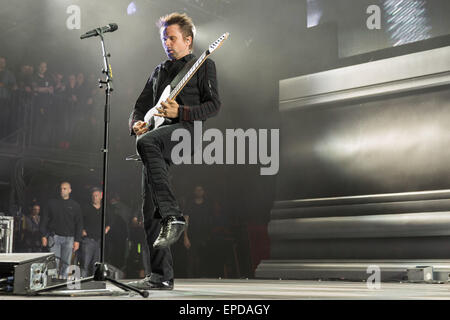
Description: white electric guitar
xmin=143 ymin=32 xmax=229 ymax=131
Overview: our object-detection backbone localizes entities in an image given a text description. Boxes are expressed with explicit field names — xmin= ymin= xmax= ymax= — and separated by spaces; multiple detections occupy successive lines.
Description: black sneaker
xmin=127 ymin=277 xmax=174 ymax=291
xmin=127 ymin=276 xmax=153 ymax=290
xmin=153 ymin=215 xmax=186 ymax=248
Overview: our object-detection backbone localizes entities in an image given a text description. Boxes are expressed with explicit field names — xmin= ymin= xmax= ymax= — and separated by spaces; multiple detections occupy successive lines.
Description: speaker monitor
xmin=0 ymin=253 xmax=57 ymax=294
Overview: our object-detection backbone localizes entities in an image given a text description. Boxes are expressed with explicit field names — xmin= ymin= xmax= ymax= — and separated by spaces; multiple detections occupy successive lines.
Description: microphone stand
xmin=34 ymin=28 xmax=149 ymax=298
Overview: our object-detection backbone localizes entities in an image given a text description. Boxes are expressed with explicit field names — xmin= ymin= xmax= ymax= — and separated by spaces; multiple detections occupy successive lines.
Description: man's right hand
xmin=42 ymin=237 xmax=48 ymax=247
xmin=133 ymin=121 xmax=149 ymax=136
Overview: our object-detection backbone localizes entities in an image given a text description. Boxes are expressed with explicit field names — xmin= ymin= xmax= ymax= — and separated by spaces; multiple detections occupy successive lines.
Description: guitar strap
xmin=169 ymin=57 xmax=196 ymax=91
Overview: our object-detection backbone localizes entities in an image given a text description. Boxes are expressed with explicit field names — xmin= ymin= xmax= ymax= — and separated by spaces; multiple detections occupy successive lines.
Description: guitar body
xmin=143 ymin=84 xmax=172 ymax=131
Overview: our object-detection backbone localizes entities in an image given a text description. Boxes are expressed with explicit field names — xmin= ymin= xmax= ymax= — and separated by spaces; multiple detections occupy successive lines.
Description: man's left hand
xmin=73 ymin=241 xmax=79 ymax=252
xmin=156 ymin=98 xmax=179 ymax=118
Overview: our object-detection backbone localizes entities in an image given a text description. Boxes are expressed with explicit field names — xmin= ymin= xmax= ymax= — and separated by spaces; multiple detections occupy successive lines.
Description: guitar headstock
xmin=207 ymin=32 xmax=229 ymax=54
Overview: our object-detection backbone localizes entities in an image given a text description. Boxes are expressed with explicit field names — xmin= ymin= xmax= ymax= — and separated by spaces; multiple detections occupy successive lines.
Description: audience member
xmin=105 ymin=193 xmax=129 ymax=273
xmin=51 ymin=72 xmax=70 ymax=148
xmin=183 ymin=185 xmax=233 ymax=278
xmin=183 ymin=185 xmax=215 ymax=277
xmin=66 ymin=74 xmax=78 ymax=104
xmin=76 ymin=72 xmax=88 ymax=104
xmin=0 ymin=56 xmax=18 ymax=138
xmin=126 ymin=214 xmax=151 ymax=279
xmin=109 ymin=192 xmax=133 ymax=232
xmin=21 ymin=204 xmax=43 ymax=252
xmin=53 ymin=73 xmax=66 ymax=96
xmin=31 ymin=61 xmax=54 ymax=146
xmin=40 ymin=181 xmax=83 ymax=279
xmin=17 ymin=64 xmax=34 ymax=95
xmin=80 ymin=187 xmax=110 ymax=277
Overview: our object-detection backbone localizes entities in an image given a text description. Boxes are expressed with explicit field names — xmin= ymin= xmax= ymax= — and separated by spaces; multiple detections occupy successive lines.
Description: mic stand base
xmin=31 ymin=262 xmax=149 ymax=298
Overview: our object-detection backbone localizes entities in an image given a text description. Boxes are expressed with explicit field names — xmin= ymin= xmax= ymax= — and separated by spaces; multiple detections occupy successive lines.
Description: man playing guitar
xmin=128 ymin=12 xmax=221 ymax=290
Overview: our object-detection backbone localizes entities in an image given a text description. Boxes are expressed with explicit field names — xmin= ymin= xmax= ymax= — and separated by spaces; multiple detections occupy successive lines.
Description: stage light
xmin=127 ymin=1 xmax=137 ymax=16
xmin=307 ymin=0 xmax=323 ymax=28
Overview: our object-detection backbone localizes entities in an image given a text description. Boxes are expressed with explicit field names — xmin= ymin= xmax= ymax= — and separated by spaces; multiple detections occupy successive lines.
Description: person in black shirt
xmin=105 ymin=192 xmax=130 ymax=271
xmin=127 ymin=12 xmax=221 ymax=291
xmin=80 ymin=187 xmax=110 ymax=277
xmin=65 ymin=74 xmax=79 ymax=146
xmin=0 ymin=56 xmax=17 ymax=139
xmin=183 ymin=185 xmax=214 ymax=277
xmin=40 ymin=182 xmax=83 ymax=279
xmin=185 ymin=185 xmax=232 ymax=278
xmin=126 ymin=215 xmax=151 ymax=279
xmin=17 ymin=64 xmax=34 ymax=95
xmin=22 ymin=204 xmax=43 ymax=253
xmin=31 ymin=61 xmax=54 ymax=146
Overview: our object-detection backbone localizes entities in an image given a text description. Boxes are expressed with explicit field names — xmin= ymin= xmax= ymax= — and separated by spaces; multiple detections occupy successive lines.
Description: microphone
xmin=80 ymin=23 xmax=118 ymax=39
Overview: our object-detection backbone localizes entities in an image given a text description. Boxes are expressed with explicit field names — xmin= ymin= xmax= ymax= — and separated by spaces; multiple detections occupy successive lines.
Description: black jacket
xmin=128 ymin=53 xmax=221 ymax=135
xmin=40 ymin=198 xmax=83 ymax=242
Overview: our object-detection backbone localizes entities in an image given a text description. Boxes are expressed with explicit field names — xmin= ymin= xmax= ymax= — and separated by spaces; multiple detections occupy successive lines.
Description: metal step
xmin=256 ymin=259 xmax=450 ymax=282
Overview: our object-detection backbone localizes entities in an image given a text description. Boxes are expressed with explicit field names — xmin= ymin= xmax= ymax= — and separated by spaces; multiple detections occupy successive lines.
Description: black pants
xmin=80 ymin=237 xmax=100 ymax=277
xmin=136 ymin=121 xmax=194 ymax=282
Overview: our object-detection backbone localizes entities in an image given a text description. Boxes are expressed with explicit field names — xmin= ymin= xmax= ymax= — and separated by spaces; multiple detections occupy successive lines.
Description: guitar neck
xmin=168 ymin=51 xmax=209 ymax=101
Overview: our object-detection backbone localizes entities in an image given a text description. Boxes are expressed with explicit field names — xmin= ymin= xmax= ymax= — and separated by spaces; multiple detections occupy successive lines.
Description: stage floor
xmin=1 ymin=278 xmax=450 ymax=299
